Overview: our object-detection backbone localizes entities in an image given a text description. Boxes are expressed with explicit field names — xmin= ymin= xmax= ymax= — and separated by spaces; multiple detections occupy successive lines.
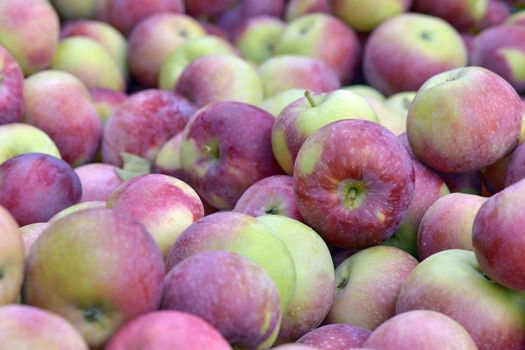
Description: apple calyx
xmin=202 ymin=141 xmax=220 ymax=159
xmin=304 ymin=90 xmax=316 ymax=108
xmin=339 ymin=180 xmax=365 ymax=209
xmin=264 ymin=207 xmax=279 ymax=215
xmin=115 ymin=152 xmax=151 ymax=182
xmin=83 ymin=306 xmax=104 ymax=324
xmin=337 ymin=277 xmax=348 ymax=289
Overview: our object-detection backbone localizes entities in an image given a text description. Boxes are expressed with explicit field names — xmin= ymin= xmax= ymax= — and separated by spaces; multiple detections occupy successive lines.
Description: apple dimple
xmin=83 ymin=306 xmax=105 ymax=324
xmin=338 ymin=179 xmax=366 ymax=209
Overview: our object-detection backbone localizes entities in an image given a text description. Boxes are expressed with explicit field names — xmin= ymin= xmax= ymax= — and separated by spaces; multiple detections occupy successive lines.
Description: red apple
xmin=297 ymin=324 xmax=371 ymax=350
xmin=0 ymin=206 xmax=23 ymax=305
xmin=75 ymin=163 xmax=123 ymax=202
xmin=413 ymin=0 xmax=488 ymax=32
xmin=0 ymin=45 xmax=23 ymax=125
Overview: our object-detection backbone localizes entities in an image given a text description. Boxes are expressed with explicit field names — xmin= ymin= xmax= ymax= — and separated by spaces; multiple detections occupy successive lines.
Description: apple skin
xmin=0 ymin=304 xmax=88 ymax=349
xmin=285 ymin=0 xmax=331 ymax=21
xmin=175 ymin=55 xmax=264 ymax=107
xmin=325 ymin=246 xmax=418 ymax=330
xmin=344 ymin=85 xmax=385 ymax=102
xmin=185 ymin=0 xmax=237 ymax=17
xmin=89 ymin=88 xmax=127 ymax=124
xmin=23 ymin=70 xmax=102 ymax=166
xmin=51 ymin=0 xmax=106 ymax=20
xmin=407 ymin=66 xmax=522 ymax=174
xmin=396 ymin=249 xmax=525 ymax=350
xmin=479 ymin=0 xmax=511 ymax=29
xmin=0 ymin=124 xmax=61 ymax=164
xmin=233 ymin=16 xmax=285 ymax=64
xmin=259 ymin=89 xmax=306 ymax=117
xmin=215 ymin=0 xmax=285 ymax=35
xmin=362 ymin=97 xmax=406 ymax=136
xmin=0 ymin=45 xmax=23 ymax=125
xmin=49 ymin=201 xmax=106 ymax=223
xmin=363 ymin=310 xmax=478 ymax=350
xmin=102 ymin=89 xmax=196 ymax=167
xmin=506 ymin=142 xmax=525 ymax=185
xmin=128 ymin=13 xmax=205 ymax=88
xmin=332 ymin=0 xmax=411 ymax=32
xmin=162 ymin=251 xmax=281 ymax=349
xmin=437 ymin=170 xmax=483 ymax=195
xmin=74 ymin=163 xmax=123 ymax=202
xmin=105 ymin=311 xmax=232 ymax=350
xmin=481 ymin=155 xmax=510 ymax=194
xmin=413 ymin=0 xmax=488 ymax=32
xmin=257 ymin=215 xmax=334 ymax=342
xmin=272 ymin=90 xmax=377 ymax=175
xmin=103 ymin=0 xmax=184 ymax=35
xmin=19 ymin=222 xmax=50 ymax=256
xmin=296 ymin=324 xmax=371 ymax=350
xmin=23 ymin=208 xmax=165 ymax=349
xmin=153 ymin=132 xmax=186 ymax=180
xmin=384 ymin=91 xmax=416 ymax=118
xmin=258 ymin=55 xmax=341 ymax=98
xmin=0 ymin=0 xmax=59 ymax=76
xmin=165 ymin=212 xmax=297 ymax=317
xmin=418 ymin=193 xmax=486 ymax=260
xmin=273 ymin=13 xmax=360 ymax=84
xmin=234 ymin=175 xmax=302 ymax=221
xmin=106 ymin=174 xmax=204 ymax=257
xmin=0 ymin=153 xmax=82 ymax=226
xmin=364 ymin=13 xmax=467 ymax=95
xmin=294 ymin=120 xmax=415 ymax=249
xmin=179 ymin=101 xmax=282 ymax=210
xmin=0 ymin=206 xmax=24 ymax=305
xmin=271 ymin=345 xmax=319 ymax=350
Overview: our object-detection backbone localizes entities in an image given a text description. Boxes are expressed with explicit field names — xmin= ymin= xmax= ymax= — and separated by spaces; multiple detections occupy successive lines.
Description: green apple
xmin=0 ymin=123 xmax=61 ymax=164
xmin=234 ymin=15 xmax=285 ymax=64
xmin=259 ymin=89 xmax=306 ymax=117
xmin=332 ymin=0 xmax=411 ymax=32
xmin=385 ymin=91 xmax=416 ymax=118
xmin=344 ymin=85 xmax=386 ymax=102
xmin=0 ymin=206 xmax=24 ymax=305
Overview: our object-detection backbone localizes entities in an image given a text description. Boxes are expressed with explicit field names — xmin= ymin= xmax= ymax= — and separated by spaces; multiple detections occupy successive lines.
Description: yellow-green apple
xmin=285 ymin=0 xmax=330 ymax=21
xmin=74 ymin=163 xmax=123 ymax=202
xmin=159 ymin=35 xmax=236 ymax=91
xmin=185 ymin=0 xmax=238 ymax=17
xmin=273 ymin=13 xmax=360 ymax=84
xmin=506 ymin=142 xmax=525 ymax=185
xmin=362 ymin=97 xmax=406 ymax=136
xmin=257 ymin=215 xmax=334 ymax=342
xmin=506 ymin=10 xmax=525 ymax=26
xmin=89 ymin=88 xmax=127 ymax=124
xmin=0 ymin=123 xmax=61 ymax=164
xmin=364 ymin=14 xmax=467 ymax=95
xmin=153 ymin=132 xmax=186 ymax=180
xmin=325 ymin=246 xmax=418 ymax=329
xmin=234 ymin=176 xmax=302 ymax=221
xmin=23 ymin=208 xmax=165 ymax=348
xmin=165 ymin=212 xmax=296 ymax=315
xmin=396 ymin=249 xmax=525 ymax=350
xmin=49 ymin=201 xmax=106 ymax=222
xmin=128 ymin=14 xmax=205 ymax=88
xmin=418 ymin=193 xmax=486 ymax=260
xmin=105 ymin=311 xmax=232 ymax=350
xmin=0 ymin=45 xmax=23 ymax=125
xmin=215 ymin=0 xmax=285 ymax=34
xmin=294 ymin=120 xmax=415 ymax=248
xmin=175 ymin=55 xmax=264 ymax=107
xmin=384 ymin=91 xmax=416 ymax=117
xmin=272 ymin=90 xmax=377 ymax=174
xmin=407 ymin=66 xmax=522 ymax=173
xmin=363 ymin=310 xmax=478 ymax=350
xmin=344 ymin=85 xmax=385 ymax=101
xmin=0 ymin=0 xmax=59 ymax=75
xmin=179 ymin=101 xmax=282 ymax=209
xmin=0 ymin=206 xmax=23 ymax=305
xmin=258 ymin=55 xmax=340 ymax=98
xmin=162 ymin=251 xmax=282 ymax=349
xmin=19 ymin=222 xmax=50 ymax=256
xmin=52 ymin=37 xmax=125 ymax=91
xmin=297 ymin=324 xmax=371 ymax=350
xmin=23 ymin=70 xmax=102 ymax=166
xmin=259 ymin=89 xmax=305 ymax=117
xmin=437 ymin=170 xmax=483 ymax=195
xmin=413 ymin=0 xmax=488 ymax=32
xmin=332 ymin=0 xmax=412 ymax=32
xmin=106 ymin=174 xmax=204 ymax=256
xmin=51 ymin=0 xmax=106 ymax=20
xmin=0 ymin=153 xmax=82 ymax=226
xmin=102 ymin=89 xmax=196 ymax=166
xmin=103 ymin=0 xmax=184 ymax=35
xmin=233 ymin=16 xmax=285 ymax=64
xmin=0 ymin=304 xmax=88 ymax=349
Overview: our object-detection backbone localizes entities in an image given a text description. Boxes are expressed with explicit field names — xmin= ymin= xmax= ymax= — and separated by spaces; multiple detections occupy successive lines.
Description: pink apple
xmin=506 ymin=142 xmax=525 ymax=185
xmin=297 ymin=324 xmax=371 ymax=350
xmin=74 ymin=163 xmax=123 ymax=202
xmin=89 ymin=88 xmax=127 ymax=124
xmin=19 ymin=222 xmax=50 ymax=256
xmin=413 ymin=0 xmax=488 ymax=32
xmin=0 ymin=206 xmax=24 ymax=305
xmin=215 ymin=0 xmax=285 ymax=35
xmin=0 ymin=45 xmax=23 ymax=125
xmin=479 ymin=0 xmax=511 ymax=29
xmin=49 ymin=201 xmax=106 ymax=223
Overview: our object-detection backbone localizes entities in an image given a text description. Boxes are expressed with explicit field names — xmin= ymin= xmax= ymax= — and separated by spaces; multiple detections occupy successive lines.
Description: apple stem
xmin=347 ymin=188 xmax=357 ymax=203
xmin=305 ymin=90 xmax=316 ymax=108
xmin=202 ymin=145 xmax=213 ymax=154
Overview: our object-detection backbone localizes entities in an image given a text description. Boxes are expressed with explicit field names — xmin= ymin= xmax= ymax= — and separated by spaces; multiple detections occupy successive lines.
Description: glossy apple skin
xmin=23 ymin=71 xmax=102 ymax=166
xmin=162 ymin=251 xmax=281 ymax=349
xmin=153 ymin=132 xmax=186 ymax=180
xmin=0 ymin=153 xmax=82 ymax=226
xmin=23 ymin=208 xmax=165 ymax=349
xmin=294 ymin=120 xmax=415 ymax=249
xmin=363 ymin=310 xmax=478 ymax=350
xmin=297 ymin=324 xmax=371 ymax=350
xmin=0 ymin=304 xmax=88 ymax=349
xmin=407 ymin=67 xmax=522 ymax=174
xmin=332 ymin=0 xmax=411 ymax=32
xmin=89 ymin=88 xmax=127 ymax=124
xmin=179 ymin=101 xmax=282 ymax=210
xmin=418 ymin=193 xmax=486 ymax=260
xmin=106 ymin=311 xmax=232 ymax=350
xmin=0 ymin=0 xmax=59 ymax=75
xmin=106 ymin=174 xmax=204 ymax=256
xmin=285 ymin=0 xmax=330 ymax=21
xmin=506 ymin=142 xmax=525 ymax=185
xmin=413 ymin=0 xmax=488 ymax=32
xmin=0 ymin=45 xmax=23 ymax=125
xmin=0 ymin=206 xmax=23 ymax=305
xmin=234 ymin=175 xmax=302 ymax=221
xmin=19 ymin=222 xmax=50 ymax=256
xmin=364 ymin=13 xmax=467 ymax=95
xmin=102 ymin=89 xmax=196 ymax=167
xmin=396 ymin=249 xmax=525 ymax=350
xmin=74 ymin=163 xmax=122 ymax=202
xmin=325 ymin=246 xmax=418 ymax=330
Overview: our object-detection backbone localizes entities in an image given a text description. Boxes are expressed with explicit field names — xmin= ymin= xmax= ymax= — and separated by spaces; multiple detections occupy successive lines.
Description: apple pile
xmin=2 ymin=0 xmax=525 ymax=349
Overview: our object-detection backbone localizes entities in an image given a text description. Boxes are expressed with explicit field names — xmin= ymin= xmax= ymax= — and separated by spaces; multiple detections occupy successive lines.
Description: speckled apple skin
xmin=297 ymin=324 xmax=371 ymax=350
xmin=413 ymin=0 xmax=488 ymax=32
xmin=0 ymin=206 xmax=23 ymax=305
xmin=0 ymin=45 xmax=23 ymax=125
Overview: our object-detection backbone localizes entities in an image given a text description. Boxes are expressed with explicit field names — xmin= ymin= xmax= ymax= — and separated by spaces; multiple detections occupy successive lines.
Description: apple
xmin=0 ymin=153 xmax=82 ymax=226
xmin=506 ymin=10 xmax=525 ymax=26
xmin=506 ymin=142 xmax=525 ymax=185
xmin=294 ymin=120 xmax=415 ymax=249
xmin=258 ymin=55 xmax=340 ymax=98
xmin=437 ymin=170 xmax=483 ymax=195
xmin=105 ymin=311 xmax=232 ymax=350
xmin=332 ymin=0 xmax=411 ymax=32
xmin=19 ymin=222 xmax=50 ymax=256
xmin=481 ymin=155 xmax=510 ymax=194
xmin=0 ymin=304 xmax=88 ymax=349
xmin=200 ymin=21 xmax=231 ymax=40
xmin=396 ymin=249 xmax=525 ymax=350
xmin=296 ymin=324 xmax=371 ymax=350
xmin=153 ymin=132 xmax=186 ymax=180
xmin=162 ymin=251 xmax=281 ymax=349
xmin=272 ymin=90 xmax=377 ymax=174
xmin=418 ymin=193 xmax=486 ymax=260
xmin=0 ymin=206 xmax=23 ymax=305
xmin=272 ymin=345 xmax=321 ymax=350
xmin=185 ymin=0 xmax=237 ymax=17
xmin=0 ymin=123 xmax=61 ymax=164
xmin=285 ymin=0 xmax=331 ymax=21
xmin=51 ymin=0 xmax=106 ymax=20
xmin=215 ymin=0 xmax=285 ymax=35
xmin=407 ymin=66 xmax=522 ymax=173
xmin=344 ymin=85 xmax=385 ymax=101
xmin=49 ymin=201 xmax=106 ymax=222
xmin=258 ymin=89 xmax=306 ymax=117
xmin=384 ymin=91 xmax=416 ymax=118
xmin=179 ymin=101 xmax=282 ymax=209
xmin=363 ymin=310 xmax=478 ymax=350
xmin=89 ymin=88 xmax=127 ymax=124
xmin=23 ymin=208 xmax=165 ymax=348
xmin=0 ymin=0 xmax=59 ymax=75
xmin=362 ymin=97 xmax=407 ymax=136
xmin=364 ymin=13 xmax=467 ymax=95
xmin=0 ymin=45 xmax=23 ymax=125
xmin=413 ymin=0 xmax=488 ymax=32
xmin=233 ymin=16 xmax=285 ymax=64
xmin=479 ymin=0 xmax=511 ymax=29
xmin=128 ymin=13 xmax=206 ymax=88
xmin=74 ymin=163 xmax=123 ymax=202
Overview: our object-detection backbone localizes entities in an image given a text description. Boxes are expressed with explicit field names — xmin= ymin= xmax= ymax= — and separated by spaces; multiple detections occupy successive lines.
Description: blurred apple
xmin=74 ymin=163 xmax=123 ymax=202
xmin=233 ymin=16 xmax=285 ymax=64
xmin=19 ymin=222 xmax=50 ymax=256
xmin=413 ymin=0 xmax=488 ymax=32
xmin=216 ymin=0 xmax=285 ymax=35
xmin=258 ymin=89 xmax=305 ymax=117
xmin=89 ymin=88 xmax=127 ymax=123
xmin=49 ymin=201 xmax=106 ymax=223
xmin=362 ymin=97 xmax=406 ymax=136
xmin=384 ymin=91 xmax=416 ymax=117
xmin=506 ymin=142 xmax=525 ymax=185
xmin=153 ymin=132 xmax=186 ymax=180
xmin=0 ymin=45 xmax=23 ymax=125
xmin=285 ymin=0 xmax=330 ymax=21
xmin=185 ymin=0 xmax=237 ymax=17
xmin=51 ymin=0 xmax=106 ymax=20
xmin=0 ymin=206 xmax=23 ymax=305
xmin=0 ymin=123 xmax=61 ymax=164
xmin=344 ymin=85 xmax=385 ymax=101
